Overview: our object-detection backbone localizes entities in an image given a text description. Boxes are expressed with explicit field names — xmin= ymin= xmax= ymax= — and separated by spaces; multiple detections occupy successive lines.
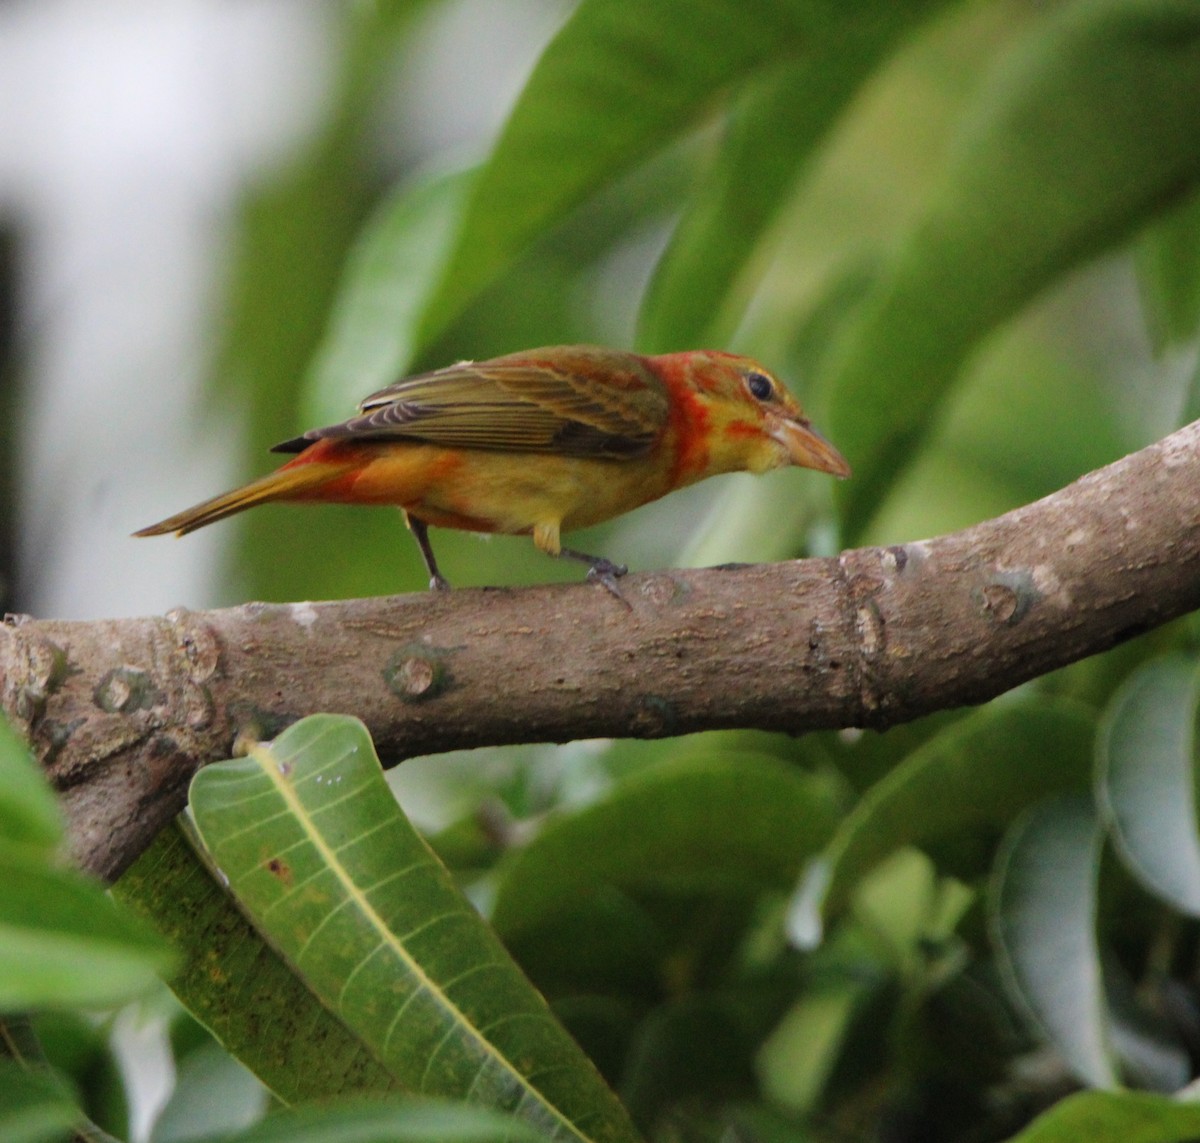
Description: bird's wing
xmin=273 ymin=349 xmax=670 ymax=458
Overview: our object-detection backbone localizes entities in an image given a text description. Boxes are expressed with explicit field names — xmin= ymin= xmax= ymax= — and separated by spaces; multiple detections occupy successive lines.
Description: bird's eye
xmin=746 ymin=371 xmax=775 ymax=401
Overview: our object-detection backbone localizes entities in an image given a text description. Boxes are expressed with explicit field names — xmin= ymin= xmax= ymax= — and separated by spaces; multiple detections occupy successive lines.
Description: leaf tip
xmin=787 ymin=858 xmax=832 ymax=950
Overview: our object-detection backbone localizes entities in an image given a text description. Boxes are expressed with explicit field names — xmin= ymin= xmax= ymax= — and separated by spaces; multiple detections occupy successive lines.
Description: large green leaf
xmin=114 ymin=822 xmax=399 ymax=1105
xmin=828 ymin=0 xmax=1200 ymax=539
xmin=1000 ymin=1090 xmax=1200 ymax=1143
xmin=491 ymin=752 xmax=842 ymax=945
xmin=0 ymin=853 xmax=173 ymax=1012
xmin=989 ymin=794 xmax=1117 ymax=1088
xmin=788 ymin=700 xmax=1095 ymax=948
xmin=638 ymin=9 xmax=934 ymax=351
xmin=0 ymin=713 xmax=62 ymax=859
xmin=0 ymin=728 xmax=172 ymax=1013
xmin=1096 ymin=654 xmax=1200 ymax=916
xmin=188 ymin=715 xmax=640 ymax=1143
xmin=420 ymin=0 xmax=943 ymax=345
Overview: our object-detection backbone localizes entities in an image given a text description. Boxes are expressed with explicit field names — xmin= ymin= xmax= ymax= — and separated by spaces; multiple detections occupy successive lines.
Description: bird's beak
xmin=771 ymin=416 xmax=852 ymax=478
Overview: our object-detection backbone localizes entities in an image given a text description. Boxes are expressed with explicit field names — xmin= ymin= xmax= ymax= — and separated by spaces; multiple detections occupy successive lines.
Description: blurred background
xmin=6 ymin=2 xmax=1200 ymax=1142
xmin=1 ymin=0 xmax=567 ymax=619
xmin=4 ymin=0 xmax=1189 ymax=623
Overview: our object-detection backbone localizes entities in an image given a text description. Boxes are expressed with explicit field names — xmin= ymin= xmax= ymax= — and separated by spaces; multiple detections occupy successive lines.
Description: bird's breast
xmin=325 ymin=441 xmax=677 ymax=536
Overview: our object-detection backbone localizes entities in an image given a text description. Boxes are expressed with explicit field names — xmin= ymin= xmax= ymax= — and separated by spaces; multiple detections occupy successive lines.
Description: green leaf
xmin=33 ymin=1011 xmax=129 ymax=1140
xmin=0 ymin=851 xmax=174 ymax=1012
xmin=1000 ymin=1090 xmax=1200 ymax=1143
xmin=828 ymin=0 xmax=1200 ymax=539
xmin=0 ymin=1059 xmax=78 ymax=1143
xmin=0 ymin=713 xmax=63 ymax=858
xmin=113 ymin=822 xmax=398 ymax=1105
xmin=199 ymin=1100 xmax=544 ymax=1143
xmin=849 ymin=848 xmax=972 ymax=975
xmin=420 ymin=0 xmax=944 ymax=344
xmin=989 ymin=793 xmax=1117 ymax=1088
xmin=1096 ymin=654 xmax=1200 ymax=916
xmin=1135 ymin=188 xmax=1200 ymax=354
xmin=188 ymin=715 xmax=640 ymax=1143
xmin=639 ymin=8 xmax=945 ymax=351
xmin=491 ymin=752 xmax=842 ymax=945
xmin=756 ymin=973 xmax=868 ymax=1114
xmin=302 ymin=166 xmax=476 ymax=427
xmin=789 ymin=700 xmax=1094 ymax=948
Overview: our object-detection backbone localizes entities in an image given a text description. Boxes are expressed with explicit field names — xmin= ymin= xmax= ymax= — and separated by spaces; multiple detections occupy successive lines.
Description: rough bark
xmin=3 ymin=420 xmax=1200 ymax=881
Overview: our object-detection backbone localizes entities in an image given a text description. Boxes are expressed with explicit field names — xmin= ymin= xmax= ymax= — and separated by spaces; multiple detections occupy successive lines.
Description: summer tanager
xmin=135 ymin=345 xmax=850 ymax=589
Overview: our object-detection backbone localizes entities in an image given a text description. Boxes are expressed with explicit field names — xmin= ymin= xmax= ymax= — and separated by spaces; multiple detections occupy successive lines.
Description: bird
xmin=135 ymin=344 xmax=850 ymax=591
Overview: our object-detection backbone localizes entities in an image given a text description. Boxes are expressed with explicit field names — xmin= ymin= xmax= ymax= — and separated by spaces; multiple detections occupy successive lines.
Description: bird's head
xmin=655 ymin=351 xmax=851 ymax=481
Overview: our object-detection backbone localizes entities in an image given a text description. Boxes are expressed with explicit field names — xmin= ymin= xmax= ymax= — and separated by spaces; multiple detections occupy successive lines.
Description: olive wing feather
xmin=272 ymin=348 xmax=670 ymax=459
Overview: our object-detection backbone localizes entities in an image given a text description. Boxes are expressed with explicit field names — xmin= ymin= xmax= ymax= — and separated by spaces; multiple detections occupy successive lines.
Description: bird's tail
xmin=133 ymin=458 xmax=358 ymax=537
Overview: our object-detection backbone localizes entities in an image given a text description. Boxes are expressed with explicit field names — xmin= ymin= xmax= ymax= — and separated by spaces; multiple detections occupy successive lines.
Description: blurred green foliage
xmin=11 ymin=0 xmax=1200 ymax=1140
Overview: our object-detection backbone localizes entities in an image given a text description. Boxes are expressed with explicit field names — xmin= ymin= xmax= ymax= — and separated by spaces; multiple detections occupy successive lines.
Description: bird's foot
xmin=585 ymin=559 xmax=629 ymax=605
xmin=556 ymin=546 xmax=630 ymax=606
xmin=585 ymin=557 xmax=627 ymax=581
xmin=428 ymin=574 xmax=451 ymax=592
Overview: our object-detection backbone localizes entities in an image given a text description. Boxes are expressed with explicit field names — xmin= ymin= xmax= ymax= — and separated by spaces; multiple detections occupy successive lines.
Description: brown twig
xmin=3 ymin=420 xmax=1200 ymax=881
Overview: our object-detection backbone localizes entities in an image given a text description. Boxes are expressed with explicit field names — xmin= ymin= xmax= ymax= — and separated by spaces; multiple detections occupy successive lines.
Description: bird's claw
xmin=428 ymin=574 xmax=451 ymax=592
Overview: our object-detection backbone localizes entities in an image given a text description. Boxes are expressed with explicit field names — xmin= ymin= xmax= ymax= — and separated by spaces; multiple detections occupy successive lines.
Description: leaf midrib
xmin=250 ymin=729 xmax=589 ymax=1143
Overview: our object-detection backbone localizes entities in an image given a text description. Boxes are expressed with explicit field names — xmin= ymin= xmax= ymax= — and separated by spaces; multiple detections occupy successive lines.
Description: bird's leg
xmin=404 ymin=512 xmax=450 ymax=591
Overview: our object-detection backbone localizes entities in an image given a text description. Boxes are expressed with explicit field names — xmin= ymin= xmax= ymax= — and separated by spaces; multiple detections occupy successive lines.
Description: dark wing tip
xmin=270 ymin=435 xmax=312 ymax=454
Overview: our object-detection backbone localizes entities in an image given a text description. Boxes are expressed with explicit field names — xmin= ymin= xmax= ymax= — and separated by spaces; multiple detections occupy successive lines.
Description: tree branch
xmin=4 ymin=421 xmax=1200 ymax=881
